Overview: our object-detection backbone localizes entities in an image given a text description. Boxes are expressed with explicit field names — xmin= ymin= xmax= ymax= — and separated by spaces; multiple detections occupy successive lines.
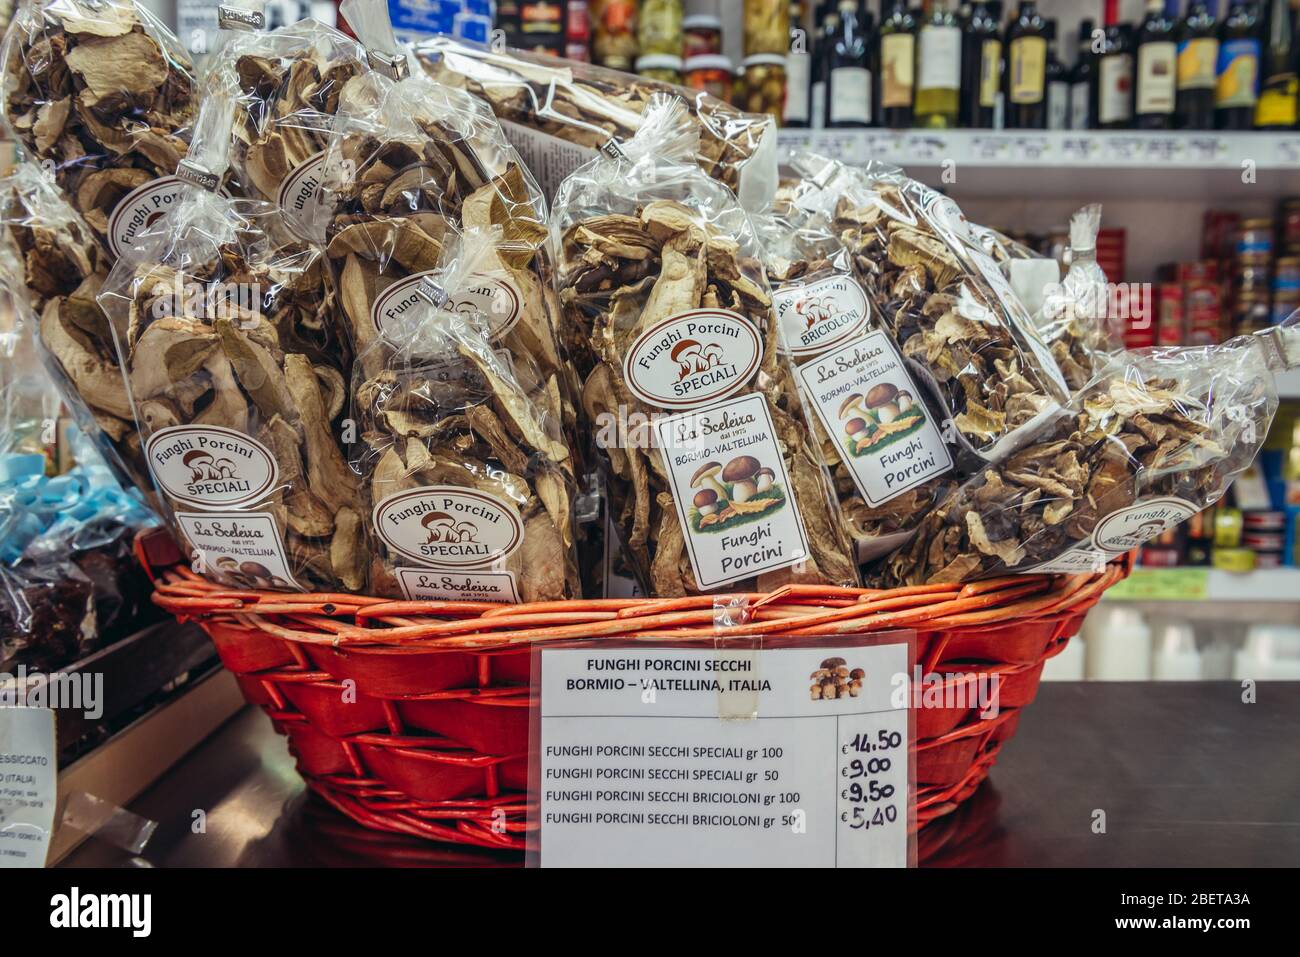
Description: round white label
xmin=1092 ymin=497 xmax=1198 ymax=553
xmin=108 ymin=175 xmax=185 ymax=261
xmin=773 ymin=275 xmax=871 ymax=357
xmin=623 ymin=309 xmax=763 ymax=410
xmin=924 ymin=192 xmax=973 ymax=246
xmin=276 ymin=151 xmax=328 ymax=243
xmin=372 ymin=271 xmax=522 ymax=354
xmin=372 ymin=486 xmax=524 ymax=568
xmin=145 ymin=425 xmax=280 ymax=510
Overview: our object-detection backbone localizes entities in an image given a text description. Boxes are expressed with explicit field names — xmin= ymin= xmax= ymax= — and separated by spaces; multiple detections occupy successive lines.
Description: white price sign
xmin=530 ymin=637 xmax=914 ymax=867
xmin=0 ymin=707 xmax=56 ymax=868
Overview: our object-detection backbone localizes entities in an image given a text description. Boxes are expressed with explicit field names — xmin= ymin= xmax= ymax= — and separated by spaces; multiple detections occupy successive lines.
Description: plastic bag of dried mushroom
xmin=787 ymin=154 xmax=1070 ymax=465
xmin=354 ymin=226 xmax=581 ymax=603
xmin=0 ymin=162 xmax=158 ymax=504
xmin=875 ymin=318 xmax=1300 ymax=586
xmin=2 ymin=0 xmax=198 ymax=261
xmin=751 ymin=179 xmax=958 ymax=564
xmin=554 ymin=95 xmax=859 ymax=597
xmin=95 ymin=88 xmax=365 ymax=594
xmin=318 ymin=1 xmax=573 ymax=436
xmin=206 ymin=3 xmax=368 ymax=245
xmin=415 ymin=34 xmax=778 ymax=212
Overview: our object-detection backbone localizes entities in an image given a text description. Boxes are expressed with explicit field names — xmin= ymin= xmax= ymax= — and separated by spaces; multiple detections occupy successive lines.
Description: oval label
xmin=145 ymin=425 xmax=280 ymax=510
xmin=372 ymin=271 xmax=522 ymax=355
xmin=623 ymin=309 xmax=763 ymax=410
xmin=108 ymin=175 xmax=185 ymax=261
xmin=276 ymin=151 xmax=328 ymax=244
xmin=1092 ymin=497 xmax=1199 ymax=553
xmin=372 ymin=486 xmax=524 ymax=568
xmin=773 ymin=275 xmax=872 ymax=357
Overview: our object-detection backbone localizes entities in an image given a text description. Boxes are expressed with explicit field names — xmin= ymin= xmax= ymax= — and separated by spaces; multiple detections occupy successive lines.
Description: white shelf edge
xmin=1104 ymin=567 xmax=1300 ymax=603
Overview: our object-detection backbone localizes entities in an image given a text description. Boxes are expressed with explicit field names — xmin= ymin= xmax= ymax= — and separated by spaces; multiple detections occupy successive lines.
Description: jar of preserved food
xmin=739 ymin=53 xmax=787 ymax=122
xmin=743 ymin=0 xmax=789 ymax=56
xmin=683 ymin=13 xmax=722 ymax=58
xmin=636 ymin=53 xmax=684 ymax=84
xmin=638 ymin=0 xmax=683 ymax=56
xmin=683 ymin=53 xmax=734 ymax=103
xmin=593 ymin=0 xmax=639 ymax=71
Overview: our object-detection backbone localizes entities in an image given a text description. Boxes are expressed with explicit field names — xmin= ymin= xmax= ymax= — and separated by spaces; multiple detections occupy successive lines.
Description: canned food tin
xmin=1243 ymin=510 xmax=1286 ymax=531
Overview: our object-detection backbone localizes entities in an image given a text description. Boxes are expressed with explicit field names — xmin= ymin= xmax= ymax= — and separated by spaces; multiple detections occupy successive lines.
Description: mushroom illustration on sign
xmin=671 ymin=339 xmax=703 ymax=379
xmin=754 ymin=467 xmax=775 ymax=493
xmin=421 ymin=511 xmax=457 ymax=544
xmin=722 ymin=455 xmax=762 ymax=503
xmin=866 ymin=383 xmax=902 ymax=425
xmin=691 ymin=461 xmax=729 ymax=504
xmin=453 ymin=520 xmax=478 ymax=543
xmin=797 ymin=295 xmax=832 ymax=330
xmin=212 ymin=457 xmax=237 ymax=479
xmin=699 ymin=342 xmax=724 ymax=369
xmin=184 ymin=449 xmax=215 ymax=482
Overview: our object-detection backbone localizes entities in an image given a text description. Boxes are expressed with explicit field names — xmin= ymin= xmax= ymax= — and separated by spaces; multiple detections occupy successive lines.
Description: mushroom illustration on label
xmin=838 ymin=383 xmax=928 ymax=457
xmin=688 ymin=455 xmax=787 ymax=532
xmin=212 ymin=556 xmax=290 ymax=590
xmin=809 ymin=657 xmax=865 ymax=701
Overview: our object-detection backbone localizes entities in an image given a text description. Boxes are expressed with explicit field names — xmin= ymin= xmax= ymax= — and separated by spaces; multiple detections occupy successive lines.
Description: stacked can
xmin=1233 ymin=218 xmax=1274 ymax=335
xmin=1276 ymin=198 xmax=1300 ymax=326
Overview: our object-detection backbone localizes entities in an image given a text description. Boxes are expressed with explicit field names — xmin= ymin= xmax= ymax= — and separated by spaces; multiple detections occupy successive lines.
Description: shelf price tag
xmin=0 ymin=707 xmax=56 ymax=869
xmin=529 ymin=636 xmax=915 ymax=868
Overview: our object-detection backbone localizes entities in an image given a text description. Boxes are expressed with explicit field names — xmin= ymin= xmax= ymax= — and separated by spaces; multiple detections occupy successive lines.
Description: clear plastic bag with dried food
xmin=787 ymin=153 xmax=1070 ymax=467
xmin=751 ymin=180 xmax=960 ymax=564
xmin=554 ymin=94 xmax=859 ymax=597
xmin=0 ymin=163 xmax=159 ymax=502
xmin=355 ymin=226 xmax=581 ymax=603
xmin=319 ymin=0 xmax=575 ymax=444
xmin=205 ymin=1 xmax=368 ymax=245
xmin=415 ymin=34 xmax=778 ymax=212
xmin=1 ymin=0 xmax=199 ymax=262
xmin=875 ymin=317 xmax=1300 ymax=586
xmin=96 ymin=85 xmax=365 ymax=594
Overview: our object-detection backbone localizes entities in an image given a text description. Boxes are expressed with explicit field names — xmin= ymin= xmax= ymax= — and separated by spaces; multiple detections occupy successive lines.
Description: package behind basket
xmin=553 ymin=94 xmax=859 ymax=597
xmin=96 ymin=84 xmax=366 ymax=593
xmin=415 ymin=34 xmax=778 ymax=212
xmin=353 ymin=227 xmax=581 ymax=603
xmin=1 ymin=0 xmax=199 ymax=261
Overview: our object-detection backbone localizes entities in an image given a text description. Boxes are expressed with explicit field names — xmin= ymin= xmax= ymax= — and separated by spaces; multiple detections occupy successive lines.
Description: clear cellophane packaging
xmin=0 ymin=162 xmax=158 ymax=502
xmin=875 ymin=318 xmax=1300 ymax=586
xmin=2 ymin=0 xmax=198 ymax=260
xmin=415 ymin=34 xmax=778 ymax=211
xmin=354 ymin=226 xmax=582 ymax=603
xmin=206 ymin=1 xmax=368 ymax=245
xmin=320 ymin=0 xmax=576 ymax=444
xmin=787 ymin=153 xmax=1070 ymax=466
xmin=553 ymin=95 xmax=859 ymax=597
xmin=96 ymin=85 xmax=366 ymax=593
xmin=751 ymin=178 xmax=959 ymax=564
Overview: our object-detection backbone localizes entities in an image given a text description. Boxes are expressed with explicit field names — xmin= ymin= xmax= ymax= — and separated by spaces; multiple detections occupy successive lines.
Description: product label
xmin=107 ymin=175 xmax=185 ymax=261
xmin=830 ymin=66 xmax=872 ymax=124
xmin=1024 ymin=497 xmax=1199 ymax=575
xmin=795 ymin=331 xmax=952 ymax=508
xmin=534 ymin=639 xmax=912 ymax=867
xmin=654 ymin=393 xmax=810 ymax=590
xmin=1137 ymin=41 xmax=1176 ymax=114
xmin=373 ymin=486 xmax=524 ymax=568
xmin=1047 ymin=80 xmax=1069 ymax=129
xmin=276 ymin=151 xmax=328 ymax=243
xmin=881 ymin=34 xmax=915 ymax=108
xmin=624 ymin=309 xmax=762 ymax=410
xmin=784 ymin=52 xmax=811 ymax=122
xmin=918 ymin=25 xmax=961 ymax=91
xmin=372 ymin=270 xmax=522 ymax=353
xmin=1069 ymin=81 xmax=1090 ymax=129
xmin=1177 ymin=37 xmax=1218 ymax=90
xmin=177 ymin=511 xmax=300 ymax=590
xmin=0 ymin=707 xmax=56 ymax=869
xmin=395 ymin=567 xmax=522 ymax=603
xmin=1215 ymin=39 xmax=1260 ymax=108
xmin=1256 ymin=76 xmax=1299 ymax=128
xmin=772 ymin=274 xmax=871 ymax=356
xmin=1009 ymin=35 xmax=1046 ymax=104
xmin=979 ymin=38 xmax=1001 ymax=108
xmin=498 ymin=118 xmax=599 ymax=201
xmin=146 ymin=425 xmax=280 ymax=510
xmin=1099 ymin=53 xmax=1134 ymax=125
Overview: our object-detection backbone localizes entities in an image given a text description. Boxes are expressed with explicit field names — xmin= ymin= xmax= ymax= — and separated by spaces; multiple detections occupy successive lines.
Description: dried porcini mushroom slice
xmin=555 ymin=96 xmax=858 ymax=596
xmin=414 ymin=35 xmax=777 ymax=209
xmin=2 ymin=0 xmax=198 ymax=257
xmin=873 ymin=333 xmax=1284 ymax=586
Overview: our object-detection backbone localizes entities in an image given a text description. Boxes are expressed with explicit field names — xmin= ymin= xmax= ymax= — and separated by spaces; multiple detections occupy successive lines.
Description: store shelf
xmin=1103 ymin=567 xmax=1300 ymax=603
xmin=777 ymin=129 xmax=1300 ymax=199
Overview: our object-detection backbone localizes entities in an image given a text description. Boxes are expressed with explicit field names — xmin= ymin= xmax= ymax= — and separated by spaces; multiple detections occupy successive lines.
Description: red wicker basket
xmin=137 ymin=530 xmax=1129 ymax=852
